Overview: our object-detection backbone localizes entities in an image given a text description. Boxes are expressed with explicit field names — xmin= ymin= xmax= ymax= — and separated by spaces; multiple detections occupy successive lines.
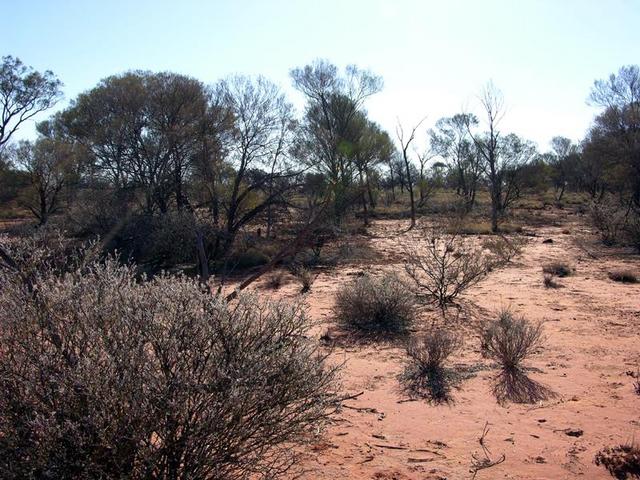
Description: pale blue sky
xmin=4 ymin=0 xmax=640 ymax=150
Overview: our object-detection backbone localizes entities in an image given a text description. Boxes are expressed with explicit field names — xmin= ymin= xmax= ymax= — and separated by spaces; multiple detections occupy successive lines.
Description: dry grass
xmin=401 ymin=328 xmax=463 ymax=403
xmin=595 ymin=443 xmax=640 ymax=479
xmin=542 ymin=261 xmax=573 ymax=277
xmin=608 ymin=269 xmax=639 ymax=284
xmin=481 ymin=309 xmax=554 ymax=404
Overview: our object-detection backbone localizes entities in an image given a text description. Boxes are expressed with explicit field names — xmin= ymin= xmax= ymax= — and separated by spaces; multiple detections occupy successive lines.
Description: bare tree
xmin=0 ymin=56 xmax=63 ymax=149
xmin=467 ymin=82 xmax=505 ymax=232
xmin=396 ymin=118 xmax=426 ymax=228
xmin=14 ymin=138 xmax=76 ymax=225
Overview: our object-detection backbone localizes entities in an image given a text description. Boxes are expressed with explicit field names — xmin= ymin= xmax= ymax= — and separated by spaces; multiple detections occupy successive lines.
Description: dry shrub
xmin=589 ymin=199 xmax=628 ymax=246
xmin=608 ymin=270 xmax=638 ymax=284
xmin=266 ymin=270 xmax=286 ymax=289
xmin=0 ymin=239 xmax=339 ymax=480
xmin=542 ymin=261 xmax=573 ymax=277
xmin=481 ymin=309 xmax=553 ymax=404
xmin=333 ymin=273 xmax=415 ymax=336
xmin=626 ymin=215 xmax=640 ymax=253
xmin=595 ymin=444 xmax=640 ymax=480
xmin=402 ymin=327 xmax=462 ymax=402
xmin=482 ymin=235 xmax=528 ymax=265
xmin=404 ymin=230 xmax=490 ymax=309
xmin=293 ymin=265 xmax=315 ymax=293
xmin=543 ymin=273 xmax=560 ymax=288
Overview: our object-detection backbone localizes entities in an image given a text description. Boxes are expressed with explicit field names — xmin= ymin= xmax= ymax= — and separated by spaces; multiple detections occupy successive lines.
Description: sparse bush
xmin=266 ymin=270 xmax=286 ymax=289
xmin=595 ymin=444 xmax=640 ymax=479
xmin=481 ymin=309 xmax=553 ymax=403
xmin=0 ymin=240 xmax=339 ymax=479
xmin=543 ymin=273 xmax=560 ymax=288
xmin=482 ymin=235 xmax=528 ymax=265
xmin=482 ymin=309 xmax=544 ymax=370
xmin=293 ymin=265 xmax=315 ymax=293
xmin=542 ymin=261 xmax=573 ymax=277
xmin=608 ymin=269 xmax=638 ymax=283
xmin=404 ymin=230 xmax=490 ymax=309
xmin=589 ymin=199 xmax=628 ymax=246
xmin=402 ymin=327 xmax=462 ymax=402
xmin=333 ymin=273 xmax=415 ymax=335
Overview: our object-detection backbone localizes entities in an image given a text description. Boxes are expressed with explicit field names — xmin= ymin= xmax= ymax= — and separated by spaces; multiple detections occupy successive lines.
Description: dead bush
xmin=401 ymin=327 xmax=462 ymax=402
xmin=608 ymin=269 xmax=638 ymax=284
xmin=542 ymin=261 xmax=573 ymax=277
xmin=595 ymin=444 xmax=640 ymax=480
xmin=333 ymin=273 xmax=415 ymax=335
xmin=0 ymin=240 xmax=339 ymax=480
xmin=481 ymin=309 xmax=553 ymax=403
xmin=404 ymin=230 xmax=490 ymax=309
xmin=482 ymin=235 xmax=528 ymax=266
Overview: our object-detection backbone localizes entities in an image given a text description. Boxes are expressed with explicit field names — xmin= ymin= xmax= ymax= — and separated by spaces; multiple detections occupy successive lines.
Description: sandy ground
xmin=252 ymin=211 xmax=640 ymax=479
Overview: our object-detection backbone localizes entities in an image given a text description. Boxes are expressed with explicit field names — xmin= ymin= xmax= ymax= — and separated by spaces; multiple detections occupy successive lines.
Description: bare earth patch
xmin=236 ymin=214 xmax=640 ymax=479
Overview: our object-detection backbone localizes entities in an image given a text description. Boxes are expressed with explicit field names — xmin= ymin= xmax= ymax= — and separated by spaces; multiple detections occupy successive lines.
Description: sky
xmin=4 ymin=0 xmax=640 ymax=150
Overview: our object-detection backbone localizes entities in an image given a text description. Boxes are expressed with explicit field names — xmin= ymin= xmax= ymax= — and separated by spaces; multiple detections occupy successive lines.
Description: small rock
xmin=542 ymin=238 xmax=554 ymax=244
xmin=564 ymin=428 xmax=583 ymax=437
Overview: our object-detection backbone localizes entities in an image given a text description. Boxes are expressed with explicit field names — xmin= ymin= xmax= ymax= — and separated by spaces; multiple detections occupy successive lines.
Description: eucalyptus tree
xmin=291 ymin=59 xmax=383 ymax=223
xmin=13 ymin=137 xmax=77 ymax=225
xmin=585 ymin=65 xmax=640 ymax=207
xmin=62 ymin=71 xmax=209 ymax=214
xmin=211 ymin=75 xmax=298 ymax=255
xmin=0 ymin=56 xmax=62 ymax=149
xmin=430 ymin=113 xmax=481 ymax=211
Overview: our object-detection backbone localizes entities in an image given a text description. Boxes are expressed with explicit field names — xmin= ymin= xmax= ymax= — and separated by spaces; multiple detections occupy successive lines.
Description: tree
xmin=430 ymin=114 xmax=482 ymax=211
xmin=549 ymin=136 xmax=579 ymax=200
xmin=0 ymin=56 xmax=63 ymax=149
xmin=467 ymin=82 xmax=505 ymax=232
xmin=396 ymin=118 xmax=425 ymax=228
xmin=210 ymin=75 xmax=298 ymax=257
xmin=584 ymin=65 xmax=640 ymax=207
xmin=291 ymin=59 xmax=383 ymax=223
xmin=350 ymin=116 xmax=393 ymax=225
xmin=14 ymin=138 xmax=76 ymax=225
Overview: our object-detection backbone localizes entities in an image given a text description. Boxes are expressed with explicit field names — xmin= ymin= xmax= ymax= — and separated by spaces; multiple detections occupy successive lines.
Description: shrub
xmin=482 ymin=235 xmax=528 ymax=265
xmin=482 ymin=309 xmax=544 ymax=370
xmin=481 ymin=309 xmax=553 ymax=403
xmin=542 ymin=261 xmax=573 ymax=277
xmin=0 ymin=240 xmax=339 ymax=479
xmin=293 ymin=265 xmax=315 ymax=293
xmin=543 ymin=273 xmax=560 ymax=288
xmin=333 ymin=273 xmax=415 ymax=335
xmin=402 ymin=327 xmax=462 ymax=402
xmin=404 ymin=231 xmax=490 ymax=309
xmin=625 ymin=215 xmax=640 ymax=253
xmin=266 ymin=270 xmax=285 ymax=289
xmin=608 ymin=269 xmax=638 ymax=284
xmin=589 ymin=199 xmax=628 ymax=246
xmin=595 ymin=444 xmax=640 ymax=480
